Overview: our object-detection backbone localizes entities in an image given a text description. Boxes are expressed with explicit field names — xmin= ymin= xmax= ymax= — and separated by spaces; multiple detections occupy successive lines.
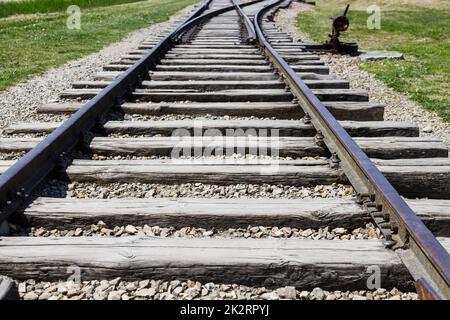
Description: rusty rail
xmin=232 ymin=0 xmax=256 ymax=43
xmin=254 ymin=0 xmax=450 ymax=299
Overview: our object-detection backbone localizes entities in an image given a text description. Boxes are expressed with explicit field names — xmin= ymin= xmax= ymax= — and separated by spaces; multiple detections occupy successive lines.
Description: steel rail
xmin=232 ymin=0 xmax=256 ymax=43
xmin=253 ymin=0 xmax=450 ymax=299
xmin=172 ymin=0 xmax=264 ymax=42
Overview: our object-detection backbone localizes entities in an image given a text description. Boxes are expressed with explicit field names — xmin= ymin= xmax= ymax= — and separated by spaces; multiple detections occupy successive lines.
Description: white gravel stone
xmin=38 ymin=292 xmax=52 ymax=300
xmin=23 ymin=291 xmax=39 ymax=301
xmin=311 ymin=287 xmax=325 ymax=300
xmin=260 ymin=291 xmax=279 ymax=300
xmin=423 ymin=126 xmax=433 ymax=133
xmin=135 ymin=288 xmax=156 ymax=298
xmin=124 ymin=225 xmax=138 ymax=235
xmin=93 ymin=292 xmax=106 ymax=300
xmin=276 ymin=286 xmax=297 ymax=299
xmin=18 ymin=282 xmax=27 ymax=293
xmin=107 ymin=291 xmax=122 ymax=300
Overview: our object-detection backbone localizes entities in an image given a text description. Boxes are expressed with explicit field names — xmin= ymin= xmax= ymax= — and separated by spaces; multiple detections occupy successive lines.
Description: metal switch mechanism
xmin=327 ymin=4 xmax=358 ymax=55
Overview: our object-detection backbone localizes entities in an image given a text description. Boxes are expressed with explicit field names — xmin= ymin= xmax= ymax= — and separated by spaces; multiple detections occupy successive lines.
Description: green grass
xmin=0 ymin=0 xmax=148 ymax=18
xmin=297 ymin=0 xmax=450 ymax=122
xmin=0 ymin=0 xmax=198 ymax=91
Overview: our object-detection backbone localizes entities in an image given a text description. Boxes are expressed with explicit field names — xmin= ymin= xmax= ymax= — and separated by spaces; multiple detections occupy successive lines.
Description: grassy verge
xmin=0 ymin=0 xmax=198 ymax=91
xmin=296 ymin=0 xmax=450 ymax=122
xmin=0 ymin=0 xmax=148 ymax=18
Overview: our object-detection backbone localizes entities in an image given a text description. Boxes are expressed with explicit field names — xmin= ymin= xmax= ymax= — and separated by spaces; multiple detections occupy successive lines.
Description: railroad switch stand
xmin=327 ymin=4 xmax=358 ymax=55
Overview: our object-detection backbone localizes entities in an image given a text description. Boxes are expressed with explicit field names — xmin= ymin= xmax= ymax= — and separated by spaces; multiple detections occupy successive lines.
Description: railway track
xmin=0 ymin=0 xmax=449 ymax=300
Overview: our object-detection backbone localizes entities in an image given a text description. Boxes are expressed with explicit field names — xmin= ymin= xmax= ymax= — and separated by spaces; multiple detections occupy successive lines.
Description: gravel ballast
xmin=17 ymin=278 xmax=417 ymax=300
xmin=14 ymin=223 xmax=382 ymax=240
xmin=123 ymin=114 xmax=295 ymax=121
xmin=36 ymin=180 xmax=354 ymax=199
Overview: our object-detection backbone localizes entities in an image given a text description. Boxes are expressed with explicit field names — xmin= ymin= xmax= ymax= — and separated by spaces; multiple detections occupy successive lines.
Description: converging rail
xmin=0 ymin=0 xmax=449 ymax=300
